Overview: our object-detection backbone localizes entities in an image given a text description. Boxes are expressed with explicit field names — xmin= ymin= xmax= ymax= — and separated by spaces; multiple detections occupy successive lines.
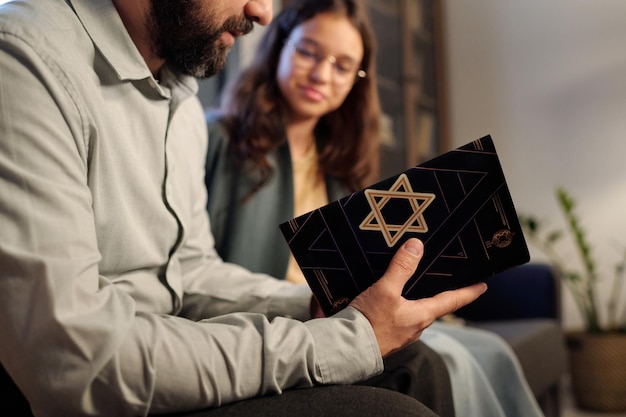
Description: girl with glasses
xmin=205 ymin=1 xmax=544 ymax=416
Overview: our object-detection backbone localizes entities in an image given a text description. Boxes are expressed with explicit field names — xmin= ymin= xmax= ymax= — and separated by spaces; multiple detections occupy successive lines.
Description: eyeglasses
xmin=284 ymin=38 xmax=367 ymax=86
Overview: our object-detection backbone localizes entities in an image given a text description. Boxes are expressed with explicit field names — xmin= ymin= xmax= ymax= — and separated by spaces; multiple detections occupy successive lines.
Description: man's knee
xmin=360 ymin=341 xmax=455 ymax=417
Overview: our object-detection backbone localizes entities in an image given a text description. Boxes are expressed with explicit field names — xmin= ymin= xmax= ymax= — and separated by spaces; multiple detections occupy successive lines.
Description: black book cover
xmin=280 ymin=135 xmax=530 ymax=316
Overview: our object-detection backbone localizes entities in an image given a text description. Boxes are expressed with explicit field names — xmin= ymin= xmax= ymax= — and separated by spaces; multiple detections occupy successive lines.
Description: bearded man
xmin=0 ymin=1 xmax=485 ymax=416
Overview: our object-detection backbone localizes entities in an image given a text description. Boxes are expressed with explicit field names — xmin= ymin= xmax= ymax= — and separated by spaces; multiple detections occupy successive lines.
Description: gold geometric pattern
xmin=359 ymin=173 xmax=436 ymax=247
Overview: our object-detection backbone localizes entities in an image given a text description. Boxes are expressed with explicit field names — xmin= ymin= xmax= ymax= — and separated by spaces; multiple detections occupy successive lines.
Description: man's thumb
xmin=381 ymin=238 xmax=423 ymax=291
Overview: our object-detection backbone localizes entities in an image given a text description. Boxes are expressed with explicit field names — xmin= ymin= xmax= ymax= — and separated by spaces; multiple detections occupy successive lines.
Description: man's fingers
xmin=310 ymin=296 xmax=325 ymax=319
xmin=379 ymin=238 xmax=424 ymax=293
xmin=423 ymin=282 xmax=488 ymax=318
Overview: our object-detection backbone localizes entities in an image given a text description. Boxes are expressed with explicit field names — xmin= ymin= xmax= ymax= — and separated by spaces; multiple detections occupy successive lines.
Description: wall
xmin=443 ymin=0 xmax=626 ymax=330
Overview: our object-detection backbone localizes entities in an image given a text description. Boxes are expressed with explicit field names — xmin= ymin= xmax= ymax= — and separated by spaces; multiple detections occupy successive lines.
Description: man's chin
xmin=200 ymin=58 xmax=229 ymax=78
xmin=177 ymin=47 xmax=230 ymax=79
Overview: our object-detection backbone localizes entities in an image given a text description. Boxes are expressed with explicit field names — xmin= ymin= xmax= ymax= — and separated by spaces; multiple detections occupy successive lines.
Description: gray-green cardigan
xmin=205 ymin=119 xmax=348 ymax=280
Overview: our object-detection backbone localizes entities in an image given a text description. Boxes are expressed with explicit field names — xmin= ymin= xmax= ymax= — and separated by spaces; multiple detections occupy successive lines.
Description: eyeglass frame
xmin=283 ymin=38 xmax=367 ymax=86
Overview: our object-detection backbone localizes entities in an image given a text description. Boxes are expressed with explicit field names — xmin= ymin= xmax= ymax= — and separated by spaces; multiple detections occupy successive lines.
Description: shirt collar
xmin=68 ymin=0 xmax=198 ymax=96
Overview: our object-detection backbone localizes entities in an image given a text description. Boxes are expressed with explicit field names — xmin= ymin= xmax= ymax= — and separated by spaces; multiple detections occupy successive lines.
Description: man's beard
xmin=147 ymin=0 xmax=253 ymax=78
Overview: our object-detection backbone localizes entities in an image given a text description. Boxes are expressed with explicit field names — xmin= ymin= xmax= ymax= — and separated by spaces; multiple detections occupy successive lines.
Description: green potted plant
xmin=519 ymin=187 xmax=626 ymax=412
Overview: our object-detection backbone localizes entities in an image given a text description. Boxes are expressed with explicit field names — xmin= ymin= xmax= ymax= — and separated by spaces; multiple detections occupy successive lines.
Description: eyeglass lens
xmin=286 ymin=39 xmax=366 ymax=85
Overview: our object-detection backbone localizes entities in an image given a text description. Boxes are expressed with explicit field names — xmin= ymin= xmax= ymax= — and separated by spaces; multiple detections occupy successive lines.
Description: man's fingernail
xmin=404 ymin=239 xmax=422 ymax=256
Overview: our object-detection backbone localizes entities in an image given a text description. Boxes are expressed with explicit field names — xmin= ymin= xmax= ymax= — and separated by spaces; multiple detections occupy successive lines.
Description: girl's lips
xmin=300 ymin=86 xmax=325 ymax=102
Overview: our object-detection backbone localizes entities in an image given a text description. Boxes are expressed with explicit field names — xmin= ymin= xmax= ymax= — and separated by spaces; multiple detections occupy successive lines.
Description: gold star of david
xmin=359 ymin=173 xmax=436 ymax=247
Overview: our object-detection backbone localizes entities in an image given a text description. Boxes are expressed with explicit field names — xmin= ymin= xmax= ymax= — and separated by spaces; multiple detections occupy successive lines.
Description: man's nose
xmin=244 ymin=0 xmax=273 ymax=26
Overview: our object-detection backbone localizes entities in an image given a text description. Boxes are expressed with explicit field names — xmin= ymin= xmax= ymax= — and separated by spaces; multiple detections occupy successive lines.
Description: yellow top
xmin=285 ymin=144 xmax=328 ymax=284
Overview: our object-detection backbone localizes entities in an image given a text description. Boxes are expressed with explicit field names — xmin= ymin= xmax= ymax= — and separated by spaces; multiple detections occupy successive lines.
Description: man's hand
xmin=350 ymin=238 xmax=487 ymax=357
xmin=310 ymin=296 xmax=325 ymax=319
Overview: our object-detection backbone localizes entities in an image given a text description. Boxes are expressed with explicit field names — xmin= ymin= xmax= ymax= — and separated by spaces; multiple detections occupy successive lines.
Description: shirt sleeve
xmin=0 ymin=29 xmax=383 ymax=417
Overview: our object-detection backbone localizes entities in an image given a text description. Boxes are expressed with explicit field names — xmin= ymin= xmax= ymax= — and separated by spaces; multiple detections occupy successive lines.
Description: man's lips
xmin=220 ymin=31 xmax=236 ymax=46
xmin=222 ymin=16 xmax=253 ymax=39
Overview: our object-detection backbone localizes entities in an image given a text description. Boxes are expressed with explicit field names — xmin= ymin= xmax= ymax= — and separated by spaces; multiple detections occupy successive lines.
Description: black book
xmin=280 ymin=135 xmax=530 ymax=316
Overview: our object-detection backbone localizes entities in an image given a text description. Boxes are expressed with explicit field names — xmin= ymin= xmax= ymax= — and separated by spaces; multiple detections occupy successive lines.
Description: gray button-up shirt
xmin=0 ymin=0 xmax=382 ymax=416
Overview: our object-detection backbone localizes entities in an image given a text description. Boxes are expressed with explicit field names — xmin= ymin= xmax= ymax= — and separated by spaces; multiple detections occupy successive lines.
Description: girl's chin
xmin=286 ymin=108 xmax=324 ymax=123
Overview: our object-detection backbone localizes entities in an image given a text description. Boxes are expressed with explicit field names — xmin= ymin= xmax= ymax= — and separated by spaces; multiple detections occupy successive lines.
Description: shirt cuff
xmin=305 ymin=306 xmax=383 ymax=385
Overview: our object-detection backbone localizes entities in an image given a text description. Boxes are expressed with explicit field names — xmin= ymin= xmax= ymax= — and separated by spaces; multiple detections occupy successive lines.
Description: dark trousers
xmin=160 ymin=385 xmax=440 ymax=417
xmin=1 ymin=341 xmax=453 ymax=417
xmin=361 ymin=340 xmax=455 ymax=417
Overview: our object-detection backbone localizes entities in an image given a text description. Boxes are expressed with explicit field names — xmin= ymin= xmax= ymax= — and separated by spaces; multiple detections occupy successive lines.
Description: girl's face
xmin=276 ymin=12 xmax=364 ymax=123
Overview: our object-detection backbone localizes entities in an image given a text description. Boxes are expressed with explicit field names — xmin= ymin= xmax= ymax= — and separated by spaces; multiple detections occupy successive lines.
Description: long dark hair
xmin=220 ymin=0 xmax=380 ymax=193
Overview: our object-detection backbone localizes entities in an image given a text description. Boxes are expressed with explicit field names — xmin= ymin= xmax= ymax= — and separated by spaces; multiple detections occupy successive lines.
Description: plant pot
xmin=566 ymin=331 xmax=626 ymax=412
